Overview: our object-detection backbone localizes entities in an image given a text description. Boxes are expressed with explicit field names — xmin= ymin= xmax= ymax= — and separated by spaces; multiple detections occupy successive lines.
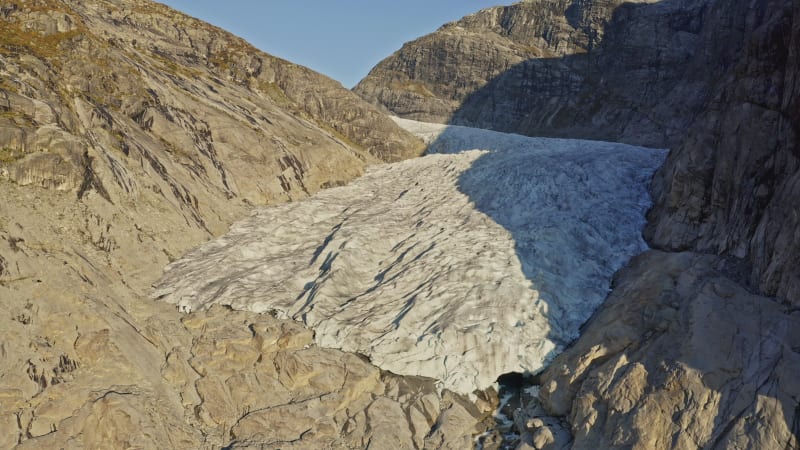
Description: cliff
xmin=645 ymin=0 xmax=800 ymax=304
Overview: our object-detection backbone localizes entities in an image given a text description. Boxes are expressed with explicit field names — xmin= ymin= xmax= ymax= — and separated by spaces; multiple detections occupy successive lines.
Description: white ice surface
xmin=153 ymin=119 xmax=667 ymax=394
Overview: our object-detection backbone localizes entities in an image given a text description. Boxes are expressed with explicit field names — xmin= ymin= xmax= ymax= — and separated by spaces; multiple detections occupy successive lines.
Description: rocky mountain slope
xmin=0 ymin=1 xmax=495 ymax=448
xmin=537 ymin=250 xmax=800 ymax=449
xmin=541 ymin=3 xmax=800 ymax=444
xmin=355 ymin=0 xmax=745 ymax=148
xmin=356 ymin=0 xmax=800 ymax=448
xmin=645 ymin=0 xmax=800 ymax=303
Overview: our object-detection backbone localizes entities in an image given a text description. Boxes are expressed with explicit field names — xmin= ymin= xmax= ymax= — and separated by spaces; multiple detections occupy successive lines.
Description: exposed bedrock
xmin=539 ymin=250 xmax=800 ymax=449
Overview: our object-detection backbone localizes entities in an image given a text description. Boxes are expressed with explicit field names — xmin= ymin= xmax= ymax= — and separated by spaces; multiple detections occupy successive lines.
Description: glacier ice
xmin=152 ymin=119 xmax=667 ymax=394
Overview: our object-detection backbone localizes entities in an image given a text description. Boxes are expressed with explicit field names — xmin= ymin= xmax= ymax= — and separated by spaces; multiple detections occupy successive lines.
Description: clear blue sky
xmin=158 ymin=1 xmax=510 ymax=88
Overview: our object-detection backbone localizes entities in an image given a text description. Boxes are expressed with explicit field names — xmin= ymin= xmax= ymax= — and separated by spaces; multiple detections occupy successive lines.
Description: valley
xmin=0 ymin=0 xmax=797 ymax=448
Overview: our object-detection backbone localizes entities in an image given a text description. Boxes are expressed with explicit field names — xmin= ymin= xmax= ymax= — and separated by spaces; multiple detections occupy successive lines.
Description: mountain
xmin=645 ymin=0 xmax=800 ymax=303
xmin=0 ymin=1 xmax=492 ymax=448
xmin=354 ymin=0 xmax=710 ymax=148
xmin=3 ymin=0 xmax=799 ymax=448
xmin=356 ymin=0 xmax=799 ymax=308
xmin=356 ymin=0 xmax=800 ymax=448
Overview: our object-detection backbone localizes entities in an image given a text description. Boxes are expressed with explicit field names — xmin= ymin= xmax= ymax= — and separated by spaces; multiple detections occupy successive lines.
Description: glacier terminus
xmin=153 ymin=120 xmax=667 ymax=394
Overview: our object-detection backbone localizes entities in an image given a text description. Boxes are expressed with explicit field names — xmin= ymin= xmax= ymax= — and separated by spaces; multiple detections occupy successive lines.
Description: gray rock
xmin=539 ymin=250 xmax=800 ymax=449
xmin=354 ymin=0 xmax=714 ymax=148
xmin=355 ymin=0 xmax=795 ymax=153
xmin=646 ymin=0 xmax=800 ymax=304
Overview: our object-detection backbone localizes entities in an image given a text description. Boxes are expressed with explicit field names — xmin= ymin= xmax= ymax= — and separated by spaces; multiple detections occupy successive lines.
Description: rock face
xmin=357 ymin=0 xmax=799 ymax=304
xmin=354 ymin=0 xmax=772 ymax=148
xmin=5 ymin=298 xmax=489 ymax=449
xmin=153 ymin=119 xmax=665 ymax=395
xmin=539 ymin=251 xmax=800 ymax=449
xmin=646 ymin=0 xmax=800 ymax=304
xmin=0 ymin=1 xmax=488 ymax=449
xmin=0 ymin=0 xmax=422 ymax=209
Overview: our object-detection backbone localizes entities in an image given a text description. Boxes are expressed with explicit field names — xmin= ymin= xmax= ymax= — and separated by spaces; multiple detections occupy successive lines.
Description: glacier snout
xmin=153 ymin=120 xmax=667 ymax=394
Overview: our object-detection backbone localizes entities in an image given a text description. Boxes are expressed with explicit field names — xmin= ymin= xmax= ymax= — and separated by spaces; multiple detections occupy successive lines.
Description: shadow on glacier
xmin=417 ymin=0 xmax=800 ymax=446
xmin=425 ymin=125 xmax=662 ymax=368
xmin=427 ymin=126 xmax=667 ymax=448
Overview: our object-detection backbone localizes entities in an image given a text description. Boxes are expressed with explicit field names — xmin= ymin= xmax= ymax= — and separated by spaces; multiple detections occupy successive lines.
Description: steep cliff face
xmin=0 ymin=1 xmax=486 ymax=449
xmin=646 ymin=0 xmax=800 ymax=304
xmin=354 ymin=0 xmax=596 ymax=124
xmin=354 ymin=0 xmax=746 ymax=148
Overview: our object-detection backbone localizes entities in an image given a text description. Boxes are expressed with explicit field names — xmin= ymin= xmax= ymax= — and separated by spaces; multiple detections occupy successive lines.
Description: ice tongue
xmin=153 ymin=120 xmax=667 ymax=394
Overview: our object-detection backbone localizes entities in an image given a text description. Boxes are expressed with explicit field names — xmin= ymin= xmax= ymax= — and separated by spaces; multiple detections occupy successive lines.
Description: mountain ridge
xmin=354 ymin=0 xmax=740 ymax=149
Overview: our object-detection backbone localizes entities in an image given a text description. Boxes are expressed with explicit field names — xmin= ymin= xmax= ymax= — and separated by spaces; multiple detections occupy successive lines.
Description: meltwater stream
xmin=153 ymin=119 xmax=666 ymax=395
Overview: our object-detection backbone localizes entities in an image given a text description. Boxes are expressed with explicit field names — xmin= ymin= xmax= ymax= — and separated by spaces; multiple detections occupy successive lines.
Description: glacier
xmin=152 ymin=119 xmax=667 ymax=394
